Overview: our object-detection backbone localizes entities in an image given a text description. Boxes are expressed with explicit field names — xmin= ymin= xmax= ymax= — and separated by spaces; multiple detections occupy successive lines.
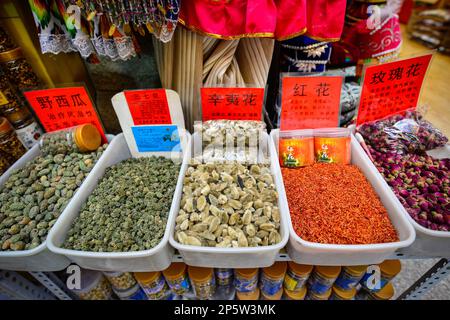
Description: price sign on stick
xmin=124 ymin=89 xmax=172 ymax=125
xmin=131 ymin=125 xmax=181 ymax=153
xmin=356 ymin=54 xmax=432 ymax=125
xmin=280 ymin=76 xmax=343 ymax=130
xmin=23 ymin=87 xmax=106 ymax=141
xmin=201 ymin=87 xmax=264 ymax=121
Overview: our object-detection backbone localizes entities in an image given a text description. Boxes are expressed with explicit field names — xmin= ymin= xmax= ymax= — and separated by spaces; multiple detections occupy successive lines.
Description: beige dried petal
xmin=177 ymin=231 xmax=188 ymax=244
xmin=228 ymin=227 xmax=237 ymax=239
xmin=186 ymin=236 xmax=202 ymax=246
xmin=196 ymin=195 xmax=207 ymax=211
xmin=269 ymin=230 xmax=281 ymax=244
xmin=179 ymin=219 xmax=189 ymax=231
xmin=229 ymin=212 xmax=239 ymax=225
xmin=176 ymin=214 xmax=188 ymax=224
xmin=218 ymin=194 xmax=228 ymax=204
xmin=221 ymin=172 xmax=234 ymax=183
xmin=200 ymin=232 xmax=216 ymax=241
xmin=256 ymin=230 xmax=269 ymax=239
xmin=262 ymin=236 xmax=269 ymax=246
xmin=264 ymin=206 xmax=272 ymax=219
xmin=272 ymin=207 xmax=280 ymax=223
xmin=250 ymin=165 xmax=261 ymax=175
xmin=254 ymin=199 xmax=264 ymax=209
xmin=209 ymin=194 xmax=219 ymax=206
xmin=183 ymin=198 xmax=194 ymax=212
xmin=209 ymin=205 xmax=222 ymax=216
xmin=228 ymin=199 xmax=242 ymax=210
xmin=221 ymin=211 xmax=229 ymax=224
xmin=231 ymin=240 xmax=239 ymax=248
xmin=192 ymin=223 xmax=208 ymax=233
xmin=245 ymin=224 xmax=256 ymax=237
xmin=190 ymin=212 xmax=201 ymax=222
xmin=259 ymin=223 xmax=276 ymax=231
xmin=238 ymin=233 xmax=248 ymax=247
xmin=242 ymin=210 xmax=252 ymax=225
xmin=201 ymin=184 xmax=210 ymax=196
xmin=209 ymin=217 xmax=221 ymax=233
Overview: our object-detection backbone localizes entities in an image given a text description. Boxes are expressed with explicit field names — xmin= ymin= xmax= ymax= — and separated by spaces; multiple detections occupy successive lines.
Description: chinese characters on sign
xmin=356 ymin=54 xmax=432 ymax=125
xmin=23 ymin=87 xmax=106 ymax=141
xmin=280 ymin=76 xmax=343 ymax=130
xmin=201 ymin=88 xmax=264 ymax=121
xmin=124 ymin=89 xmax=172 ymax=125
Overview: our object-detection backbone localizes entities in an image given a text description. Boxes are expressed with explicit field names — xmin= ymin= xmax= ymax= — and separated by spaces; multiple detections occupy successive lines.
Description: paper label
xmin=15 ymin=122 xmax=44 ymax=149
xmin=357 ymin=54 xmax=432 ymax=125
xmin=131 ymin=125 xmax=181 ymax=152
xmin=280 ymin=76 xmax=343 ymax=130
xmin=0 ymin=91 xmax=8 ymax=105
xmin=23 ymin=87 xmax=106 ymax=141
xmin=201 ymin=87 xmax=264 ymax=121
xmin=124 ymin=89 xmax=172 ymax=125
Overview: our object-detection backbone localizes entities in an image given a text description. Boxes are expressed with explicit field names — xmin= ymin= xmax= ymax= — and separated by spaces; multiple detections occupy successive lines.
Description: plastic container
xmin=330 ymin=285 xmax=357 ymax=300
xmin=0 ymin=47 xmax=40 ymax=89
xmin=103 ymin=271 xmax=137 ymax=291
xmin=278 ymin=129 xmax=314 ymax=167
xmin=360 ymin=260 xmax=401 ymax=292
xmin=234 ymin=268 xmax=259 ymax=293
xmin=283 ymin=286 xmax=307 ymax=300
xmin=40 ymin=124 xmax=101 ymax=155
xmin=260 ymin=262 xmax=287 ymax=298
xmin=215 ymin=268 xmax=234 ymax=286
xmin=134 ymin=271 xmax=171 ymax=300
xmin=308 ymin=266 xmax=341 ymax=295
xmin=271 ymin=129 xmax=416 ymax=266
xmin=306 ymin=287 xmax=332 ymax=300
xmin=4 ymin=107 xmax=42 ymax=149
xmin=0 ymin=134 xmax=114 ymax=271
xmin=71 ymin=270 xmax=113 ymax=300
xmin=236 ymin=287 xmax=260 ymax=300
xmin=0 ymin=116 xmax=26 ymax=160
xmin=261 ymin=288 xmax=283 ymax=300
xmin=169 ymin=131 xmax=289 ymax=268
xmin=356 ymin=283 xmax=395 ymax=300
xmin=283 ymin=262 xmax=313 ymax=292
xmin=314 ymin=127 xmax=351 ymax=164
xmin=47 ymin=131 xmax=191 ymax=271
xmin=188 ymin=266 xmax=216 ymax=300
xmin=162 ymin=263 xmax=192 ymax=295
xmin=114 ymin=283 xmax=147 ymax=300
xmin=334 ymin=265 xmax=367 ymax=290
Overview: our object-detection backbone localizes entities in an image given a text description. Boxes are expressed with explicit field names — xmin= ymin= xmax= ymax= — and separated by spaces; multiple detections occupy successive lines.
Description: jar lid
xmin=236 ymin=288 xmax=260 ymax=300
xmin=379 ymin=260 xmax=401 ymax=277
xmin=163 ymin=262 xmax=187 ymax=280
xmin=4 ymin=108 xmax=32 ymax=125
xmin=315 ymin=266 xmax=342 ymax=279
xmin=74 ymin=123 xmax=101 ymax=152
xmin=262 ymin=262 xmax=287 ymax=279
xmin=133 ymin=271 xmax=161 ymax=284
xmin=332 ymin=285 xmax=356 ymax=300
xmin=310 ymin=287 xmax=332 ymax=299
xmin=343 ymin=265 xmax=367 ymax=276
xmin=372 ymin=283 xmax=395 ymax=300
xmin=284 ymin=286 xmax=307 ymax=300
xmin=235 ymin=268 xmax=258 ymax=279
xmin=0 ymin=47 xmax=22 ymax=63
xmin=188 ymin=266 xmax=214 ymax=283
xmin=288 ymin=262 xmax=313 ymax=275
xmin=0 ymin=116 xmax=13 ymax=134
xmin=261 ymin=288 xmax=283 ymax=300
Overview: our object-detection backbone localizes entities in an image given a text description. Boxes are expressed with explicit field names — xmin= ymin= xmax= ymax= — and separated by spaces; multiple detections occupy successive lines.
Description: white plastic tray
xmin=168 ymin=132 xmax=290 ymax=268
xmin=47 ymin=131 xmax=191 ymax=272
xmin=383 ymin=144 xmax=450 ymax=258
xmin=0 ymin=134 xmax=115 ymax=271
xmin=271 ymin=129 xmax=416 ymax=266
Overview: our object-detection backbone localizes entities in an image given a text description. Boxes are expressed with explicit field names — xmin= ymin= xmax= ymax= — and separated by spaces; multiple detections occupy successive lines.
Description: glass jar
xmin=329 ymin=285 xmax=357 ymax=300
xmin=360 ymin=260 xmax=401 ymax=292
xmin=113 ymin=283 xmax=148 ymax=300
xmin=103 ymin=271 xmax=137 ymax=292
xmin=134 ymin=271 xmax=172 ymax=300
xmin=334 ymin=265 xmax=367 ymax=291
xmin=0 ymin=73 xmax=21 ymax=113
xmin=162 ymin=263 xmax=192 ymax=296
xmin=0 ymin=116 xmax=26 ymax=161
xmin=188 ymin=266 xmax=216 ymax=300
xmin=283 ymin=286 xmax=307 ymax=300
xmin=234 ymin=268 xmax=258 ymax=293
xmin=0 ymin=47 xmax=40 ymax=90
xmin=283 ymin=262 xmax=313 ymax=292
xmin=307 ymin=266 xmax=341 ymax=295
xmin=40 ymin=123 xmax=101 ymax=155
xmin=260 ymin=262 xmax=287 ymax=298
xmin=4 ymin=107 xmax=43 ymax=149
xmin=0 ymin=26 xmax=16 ymax=52
xmin=71 ymin=270 xmax=113 ymax=300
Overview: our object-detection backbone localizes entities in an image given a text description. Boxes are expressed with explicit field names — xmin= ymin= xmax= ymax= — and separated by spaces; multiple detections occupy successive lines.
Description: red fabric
xmin=179 ymin=0 xmax=347 ymax=40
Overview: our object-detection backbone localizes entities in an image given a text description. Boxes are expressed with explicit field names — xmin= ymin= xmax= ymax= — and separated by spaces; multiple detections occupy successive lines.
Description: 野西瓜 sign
xmin=280 ymin=76 xmax=343 ymax=130
xmin=23 ymin=87 xmax=106 ymax=141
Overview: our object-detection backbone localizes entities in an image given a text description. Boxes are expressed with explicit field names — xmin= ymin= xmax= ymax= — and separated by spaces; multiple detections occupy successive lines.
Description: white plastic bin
xmin=380 ymin=145 xmax=450 ymax=258
xmin=47 ymin=131 xmax=191 ymax=272
xmin=168 ymin=132 xmax=289 ymax=268
xmin=271 ymin=129 xmax=416 ymax=266
xmin=0 ymin=134 xmax=115 ymax=271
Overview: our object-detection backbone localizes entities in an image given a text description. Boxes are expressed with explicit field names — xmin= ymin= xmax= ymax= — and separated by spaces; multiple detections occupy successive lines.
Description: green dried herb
xmin=62 ymin=156 xmax=180 ymax=252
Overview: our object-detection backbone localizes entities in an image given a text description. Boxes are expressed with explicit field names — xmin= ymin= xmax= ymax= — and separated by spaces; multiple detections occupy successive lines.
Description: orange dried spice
xmin=282 ymin=163 xmax=399 ymax=244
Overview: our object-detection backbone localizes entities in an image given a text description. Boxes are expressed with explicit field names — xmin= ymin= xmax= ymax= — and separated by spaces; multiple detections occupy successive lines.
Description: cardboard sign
xmin=131 ymin=125 xmax=181 ymax=152
xmin=124 ymin=89 xmax=172 ymax=125
xmin=23 ymin=87 xmax=106 ymax=141
xmin=280 ymin=76 xmax=343 ymax=130
xmin=357 ymin=54 xmax=432 ymax=125
xmin=201 ymin=87 xmax=264 ymax=121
